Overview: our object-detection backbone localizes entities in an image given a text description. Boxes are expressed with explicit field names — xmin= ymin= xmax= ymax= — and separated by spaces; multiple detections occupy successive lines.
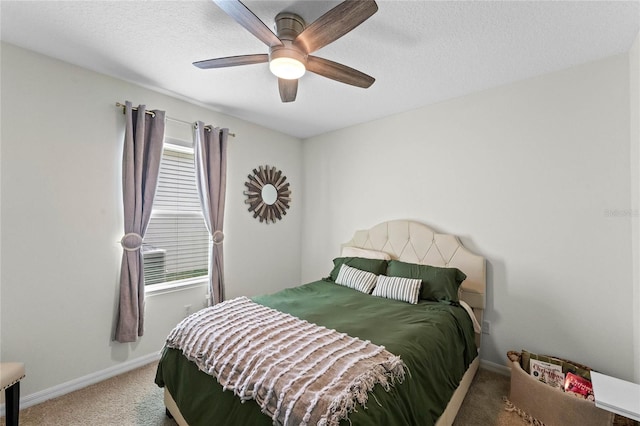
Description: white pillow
xmin=335 ymin=264 xmax=378 ymax=294
xmin=340 ymin=246 xmax=391 ymax=260
xmin=372 ymin=275 xmax=421 ymax=304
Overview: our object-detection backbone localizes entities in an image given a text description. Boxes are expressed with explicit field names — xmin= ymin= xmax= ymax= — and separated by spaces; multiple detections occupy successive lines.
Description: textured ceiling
xmin=1 ymin=1 xmax=639 ymax=139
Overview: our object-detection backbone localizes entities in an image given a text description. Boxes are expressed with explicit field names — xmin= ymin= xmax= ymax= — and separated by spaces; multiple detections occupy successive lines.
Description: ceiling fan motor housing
xmin=274 ymin=12 xmax=305 ymax=41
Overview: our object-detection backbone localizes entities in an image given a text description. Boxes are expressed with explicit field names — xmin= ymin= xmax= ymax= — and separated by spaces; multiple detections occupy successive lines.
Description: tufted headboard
xmin=342 ymin=220 xmax=486 ymax=344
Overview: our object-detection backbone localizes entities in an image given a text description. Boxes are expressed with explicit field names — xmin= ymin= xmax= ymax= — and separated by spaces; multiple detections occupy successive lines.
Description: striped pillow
xmin=335 ymin=264 xmax=378 ymax=294
xmin=372 ymin=275 xmax=422 ymax=304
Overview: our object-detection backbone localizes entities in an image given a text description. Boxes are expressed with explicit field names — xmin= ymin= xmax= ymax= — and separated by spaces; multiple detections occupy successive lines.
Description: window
xmin=143 ymin=139 xmax=210 ymax=289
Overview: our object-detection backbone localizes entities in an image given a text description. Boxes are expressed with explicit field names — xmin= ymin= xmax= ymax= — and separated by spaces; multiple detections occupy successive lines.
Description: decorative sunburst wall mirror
xmin=244 ymin=165 xmax=291 ymax=224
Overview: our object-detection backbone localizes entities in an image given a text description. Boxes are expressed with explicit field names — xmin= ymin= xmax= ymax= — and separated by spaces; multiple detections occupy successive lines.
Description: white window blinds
xmin=143 ymin=143 xmax=210 ymax=286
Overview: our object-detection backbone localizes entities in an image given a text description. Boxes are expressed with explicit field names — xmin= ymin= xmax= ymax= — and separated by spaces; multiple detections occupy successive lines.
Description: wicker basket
xmin=506 ymin=351 xmax=615 ymax=426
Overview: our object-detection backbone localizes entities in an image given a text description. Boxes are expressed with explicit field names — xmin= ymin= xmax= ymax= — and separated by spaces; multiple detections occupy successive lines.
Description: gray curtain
xmin=194 ymin=122 xmax=228 ymax=305
xmin=115 ymin=101 xmax=165 ymax=343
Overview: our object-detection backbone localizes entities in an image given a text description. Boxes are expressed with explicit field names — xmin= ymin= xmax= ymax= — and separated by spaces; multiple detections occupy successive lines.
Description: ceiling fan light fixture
xmin=269 ymin=45 xmax=306 ymax=80
xmin=269 ymin=56 xmax=306 ymax=79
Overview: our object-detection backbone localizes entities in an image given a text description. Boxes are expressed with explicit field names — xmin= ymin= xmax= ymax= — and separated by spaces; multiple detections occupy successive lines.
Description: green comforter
xmin=155 ymin=280 xmax=477 ymax=425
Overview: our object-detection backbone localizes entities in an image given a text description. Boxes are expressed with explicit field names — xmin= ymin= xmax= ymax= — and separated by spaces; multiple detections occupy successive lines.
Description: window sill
xmin=145 ymin=277 xmax=208 ymax=297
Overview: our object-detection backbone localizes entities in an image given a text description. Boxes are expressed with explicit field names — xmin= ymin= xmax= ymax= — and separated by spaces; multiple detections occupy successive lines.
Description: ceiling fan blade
xmin=294 ymin=0 xmax=378 ymax=54
xmin=306 ymin=56 xmax=374 ymax=88
xmin=213 ymin=0 xmax=282 ymax=47
xmin=193 ymin=54 xmax=269 ymax=69
xmin=278 ymin=78 xmax=298 ymax=103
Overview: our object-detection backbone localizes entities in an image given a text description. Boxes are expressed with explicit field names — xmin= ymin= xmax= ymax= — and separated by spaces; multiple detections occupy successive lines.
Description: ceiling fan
xmin=194 ymin=0 xmax=378 ymax=103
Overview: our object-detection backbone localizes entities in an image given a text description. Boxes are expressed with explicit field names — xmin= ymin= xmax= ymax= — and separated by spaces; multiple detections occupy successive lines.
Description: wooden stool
xmin=1 ymin=363 xmax=25 ymax=426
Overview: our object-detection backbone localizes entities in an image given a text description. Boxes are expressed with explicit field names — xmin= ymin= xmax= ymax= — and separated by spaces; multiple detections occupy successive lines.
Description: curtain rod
xmin=115 ymin=102 xmax=235 ymax=137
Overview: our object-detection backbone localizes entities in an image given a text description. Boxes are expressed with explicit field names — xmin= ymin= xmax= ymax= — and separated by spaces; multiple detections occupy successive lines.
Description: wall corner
xmin=630 ymin=30 xmax=640 ymax=384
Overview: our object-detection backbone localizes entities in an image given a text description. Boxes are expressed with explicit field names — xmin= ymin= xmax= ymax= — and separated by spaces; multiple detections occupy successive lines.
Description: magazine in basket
xmin=530 ymin=358 xmax=564 ymax=389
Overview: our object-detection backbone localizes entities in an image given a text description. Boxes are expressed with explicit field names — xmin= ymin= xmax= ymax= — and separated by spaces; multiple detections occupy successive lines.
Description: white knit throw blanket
xmin=164 ymin=297 xmax=407 ymax=426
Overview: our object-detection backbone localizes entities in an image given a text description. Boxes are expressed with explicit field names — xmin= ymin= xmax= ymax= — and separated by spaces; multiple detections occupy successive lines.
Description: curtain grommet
xmin=120 ymin=232 xmax=143 ymax=251
xmin=212 ymin=230 xmax=225 ymax=245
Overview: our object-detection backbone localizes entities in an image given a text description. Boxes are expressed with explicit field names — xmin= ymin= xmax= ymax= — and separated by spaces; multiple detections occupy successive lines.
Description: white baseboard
xmin=480 ymin=358 xmax=511 ymax=376
xmin=1 ymin=352 xmax=161 ymax=416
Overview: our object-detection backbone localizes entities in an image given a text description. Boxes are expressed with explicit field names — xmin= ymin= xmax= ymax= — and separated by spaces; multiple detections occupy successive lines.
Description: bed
xmin=155 ymin=219 xmax=486 ymax=425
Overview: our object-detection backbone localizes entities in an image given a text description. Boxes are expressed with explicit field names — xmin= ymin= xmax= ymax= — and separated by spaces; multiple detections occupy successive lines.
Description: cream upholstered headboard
xmin=342 ymin=220 xmax=486 ymax=343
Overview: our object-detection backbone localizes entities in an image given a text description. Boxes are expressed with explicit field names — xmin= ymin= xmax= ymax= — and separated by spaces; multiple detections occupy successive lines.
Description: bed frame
xmin=164 ymin=219 xmax=486 ymax=426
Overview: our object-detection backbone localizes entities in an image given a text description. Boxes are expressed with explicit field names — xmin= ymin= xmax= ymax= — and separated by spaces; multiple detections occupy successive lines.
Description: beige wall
xmin=302 ymin=54 xmax=636 ymax=381
xmin=630 ymin=32 xmax=640 ymax=383
xmin=0 ymin=42 xmax=303 ymax=397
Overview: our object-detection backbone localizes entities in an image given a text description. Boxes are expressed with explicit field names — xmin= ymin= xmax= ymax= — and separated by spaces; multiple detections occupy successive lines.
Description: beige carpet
xmin=2 ymin=363 xmax=635 ymax=425
xmin=3 ymin=362 xmax=174 ymax=426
